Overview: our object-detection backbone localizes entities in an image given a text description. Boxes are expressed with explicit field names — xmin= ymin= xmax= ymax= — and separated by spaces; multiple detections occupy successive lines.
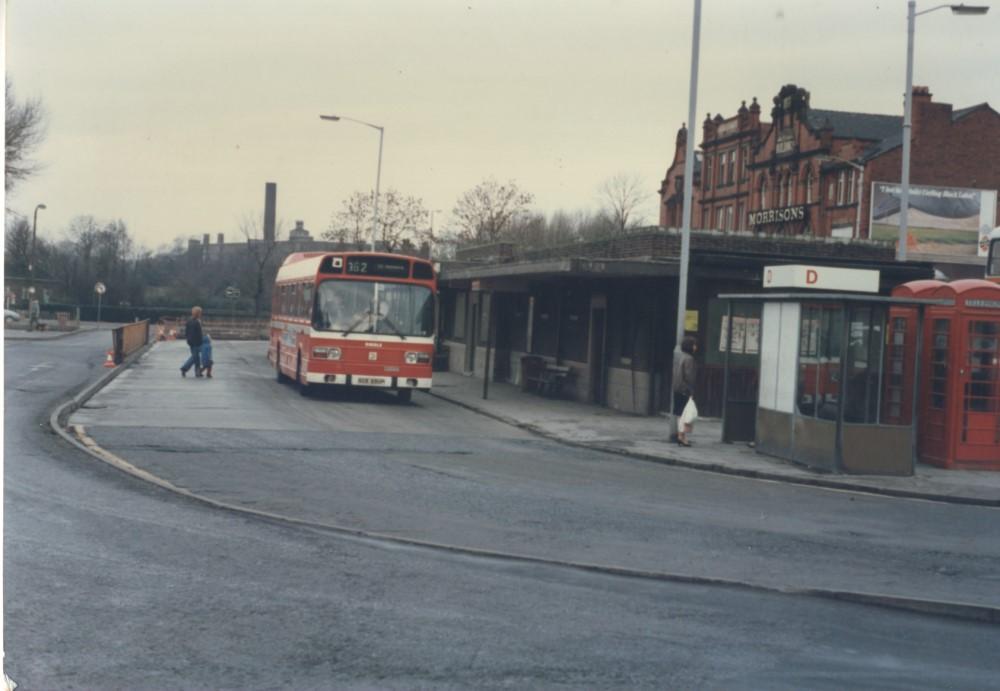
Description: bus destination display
xmin=345 ymin=256 xmax=410 ymax=278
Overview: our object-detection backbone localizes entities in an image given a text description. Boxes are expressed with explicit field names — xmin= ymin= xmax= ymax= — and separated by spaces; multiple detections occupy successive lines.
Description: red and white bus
xmin=269 ymin=251 xmax=437 ymax=401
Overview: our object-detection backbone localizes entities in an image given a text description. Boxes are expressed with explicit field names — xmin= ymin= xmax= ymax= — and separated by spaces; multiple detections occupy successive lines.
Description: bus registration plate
xmin=356 ymin=376 xmax=389 ymax=386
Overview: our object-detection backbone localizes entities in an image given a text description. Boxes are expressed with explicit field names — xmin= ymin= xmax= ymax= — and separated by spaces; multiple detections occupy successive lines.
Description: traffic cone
xmin=103 ymin=349 xmax=116 ymax=368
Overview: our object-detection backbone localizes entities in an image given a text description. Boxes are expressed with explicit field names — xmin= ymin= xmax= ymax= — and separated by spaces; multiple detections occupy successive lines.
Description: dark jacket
xmin=185 ymin=317 xmax=203 ymax=348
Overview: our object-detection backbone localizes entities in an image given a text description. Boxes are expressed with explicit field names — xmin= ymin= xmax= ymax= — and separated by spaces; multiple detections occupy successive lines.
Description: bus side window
xmin=303 ymin=284 xmax=314 ymax=322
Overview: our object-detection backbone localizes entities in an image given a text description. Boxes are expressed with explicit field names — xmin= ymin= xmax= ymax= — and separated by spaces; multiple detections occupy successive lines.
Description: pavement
xmin=4 ymin=321 xmax=104 ymax=340
xmin=429 ymin=371 xmax=1000 ymax=506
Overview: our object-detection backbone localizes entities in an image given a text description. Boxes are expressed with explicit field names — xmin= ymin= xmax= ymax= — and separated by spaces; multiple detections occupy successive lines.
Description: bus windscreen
xmin=314 ymin=280 xmax=434 ymax=337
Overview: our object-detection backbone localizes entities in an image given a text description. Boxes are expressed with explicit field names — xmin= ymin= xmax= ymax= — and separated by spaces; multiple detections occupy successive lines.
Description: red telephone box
xmin=893 ymin=279 xmax=1000 ymax=469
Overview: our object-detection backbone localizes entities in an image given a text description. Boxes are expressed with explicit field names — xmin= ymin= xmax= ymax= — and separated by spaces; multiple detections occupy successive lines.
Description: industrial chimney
xmin=264 ymin=182 xmax=277 ymax=243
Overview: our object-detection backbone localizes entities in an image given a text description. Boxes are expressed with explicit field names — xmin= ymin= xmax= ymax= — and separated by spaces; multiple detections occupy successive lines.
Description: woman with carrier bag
xmin=672 ymin=335 xmax=699 ymax=447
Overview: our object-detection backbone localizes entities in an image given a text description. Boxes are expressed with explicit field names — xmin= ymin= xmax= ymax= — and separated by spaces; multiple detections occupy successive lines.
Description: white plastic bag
xmin=680 ymin=397 xmax=698 ymax=426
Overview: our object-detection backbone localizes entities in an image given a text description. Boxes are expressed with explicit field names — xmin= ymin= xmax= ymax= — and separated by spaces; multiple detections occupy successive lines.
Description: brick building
xmin=660 ymin=84 xmax=1000 ymax=277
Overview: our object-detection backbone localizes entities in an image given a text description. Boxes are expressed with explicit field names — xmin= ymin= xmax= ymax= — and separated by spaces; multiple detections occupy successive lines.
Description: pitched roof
xmin=952 ymin=103 xmax=990 ymax=121
xmin=806 ymin=109 xmax=902 ymax=141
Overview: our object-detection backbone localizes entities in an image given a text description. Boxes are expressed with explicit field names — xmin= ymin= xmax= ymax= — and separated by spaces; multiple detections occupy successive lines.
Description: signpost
xmin=225 ymin=286 xmax=241 ymax=321
xmin=94 ymin=281 xmax=106 ymax=325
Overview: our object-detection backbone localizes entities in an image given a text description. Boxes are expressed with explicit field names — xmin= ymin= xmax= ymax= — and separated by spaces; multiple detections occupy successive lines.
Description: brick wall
xmin=863 ymin=106 xmax=1000 ymax=238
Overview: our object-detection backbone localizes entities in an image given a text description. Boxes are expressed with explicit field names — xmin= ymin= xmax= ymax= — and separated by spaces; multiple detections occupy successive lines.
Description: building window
xmin=704 ymin=155 xmax=712 ymax=190
xmin=717 ymin=206 xmax=726 ymax=230
xmin=718 ymin=153 xmax=727 ymax=186
xmin=728 ymin=149 xmax=736 ymax=183
xmin=726 ymin=205 xmax=734 ymax=231
xmin=737 ymin=202 xmax=745 ymax=230
xmin=742 ymin=146 xmax=749 ymax=179
xmin=836 ymin=171 xmax=846 ymax=205
xmin=848 ymin=170 xmax=856 ymax=203
xmin=786 ymin=174 xmax=795 ymax=206
xmin=805 ymin=170 xmax=814 ymax=204
xmin=760 ymin=177 xmax=768 ymax=208
xmin=778 ymin=175 xmax=786 ymax=207
xmin=828 ymin=182 xmax=836 ymax=203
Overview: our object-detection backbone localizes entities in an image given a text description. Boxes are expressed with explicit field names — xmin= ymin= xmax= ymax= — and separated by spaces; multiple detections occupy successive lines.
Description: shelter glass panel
xmin=844 ymin=305 xmax=886 ymax=424
xmin=796 ymin=304 xmax=842 ymax=420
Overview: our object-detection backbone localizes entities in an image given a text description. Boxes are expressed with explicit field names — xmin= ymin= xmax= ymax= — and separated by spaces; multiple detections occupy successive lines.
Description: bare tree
xmin=5 ymin=78 xmax=46 ymax=193
xmin=324 ymin=189 xmax=429 ymax=252
xmin=598 ymin=173 xmax=648 ymax=236
xmin=452 ymin=178 xmax=534 ymax=245
xmin=323 ymin=191 xmax=371 ymax=247
xmin=240 ymin=212 xmax=284 ymax=317
xmin=377 ymin=189 xmax=428 ymax=252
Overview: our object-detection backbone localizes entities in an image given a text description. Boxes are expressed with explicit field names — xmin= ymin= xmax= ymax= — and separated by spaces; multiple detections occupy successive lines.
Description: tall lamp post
xmin=29 ymin=203 xmax=47 ymax=300
xmin=319 ymin=114 xmax=385 ymax=252
xmin=898 ymin=2 xmax=988 ymax=261
xmin=674 ymin=1 xmax=701 ymax=356
xmin=819 ymin=156 xmax=865 ymax=240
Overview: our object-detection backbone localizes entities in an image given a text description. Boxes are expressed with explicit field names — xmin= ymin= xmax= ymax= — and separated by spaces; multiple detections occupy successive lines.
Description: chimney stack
xmin=264 ymin=182 xmax=277 ymax=243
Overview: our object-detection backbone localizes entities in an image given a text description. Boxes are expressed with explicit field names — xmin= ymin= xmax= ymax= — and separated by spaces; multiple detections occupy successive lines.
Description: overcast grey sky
xmin=5 ymin=0 xmax=999 ymax=250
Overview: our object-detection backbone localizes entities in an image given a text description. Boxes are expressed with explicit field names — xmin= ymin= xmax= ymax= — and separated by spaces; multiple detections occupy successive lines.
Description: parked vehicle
xmin=986 ymin=227 xmax=1000 ymax=284
xmin=269 ymin=252 xmax=437 ymax=401
xmin=5 ymin=309 xmax=21 ymax=324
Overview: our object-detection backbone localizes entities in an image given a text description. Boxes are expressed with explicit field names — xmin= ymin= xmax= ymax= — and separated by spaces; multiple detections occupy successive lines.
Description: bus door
xmin=957 ymin=316 xmax=1000 ymax=464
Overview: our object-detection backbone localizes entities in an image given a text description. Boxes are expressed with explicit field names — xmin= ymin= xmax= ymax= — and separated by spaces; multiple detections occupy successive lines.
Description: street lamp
xmin=818 ymin=156 xmax=865 ymax=240
xmin=29 ymin=203 xmax=47 ymax=299
xmin=898 ymin=2 xmax=989 ymax=260
xmin=319 ymin=114 xmax=385 ymax=252
xmin=674 ymin=0 xmax=701 ymax=354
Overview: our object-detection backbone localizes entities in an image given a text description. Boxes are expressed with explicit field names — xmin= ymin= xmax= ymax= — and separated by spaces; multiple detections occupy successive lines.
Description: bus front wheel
xmin=297 ymin=354 xmax=311 ymax=397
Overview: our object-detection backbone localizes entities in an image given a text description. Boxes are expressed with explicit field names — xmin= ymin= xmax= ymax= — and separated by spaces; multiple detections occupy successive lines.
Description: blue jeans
xmin=181 ymin=345 xmax=202 ymax=374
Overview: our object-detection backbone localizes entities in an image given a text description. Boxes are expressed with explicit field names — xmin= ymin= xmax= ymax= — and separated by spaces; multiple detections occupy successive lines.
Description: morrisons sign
xmin=748 ymin=205 xmax=806 ymax=227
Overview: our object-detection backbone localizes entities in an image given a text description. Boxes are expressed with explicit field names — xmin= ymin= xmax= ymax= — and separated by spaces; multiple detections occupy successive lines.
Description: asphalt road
xmin=5 ymin=333 xmax=1000 ymax=689
xmin=76 ymin=341 xmax=1000 ymax=609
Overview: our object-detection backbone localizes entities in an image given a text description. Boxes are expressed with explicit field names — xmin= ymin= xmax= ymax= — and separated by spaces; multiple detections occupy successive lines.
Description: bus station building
xmin=436 ymin=230 xmax=932 ymax=418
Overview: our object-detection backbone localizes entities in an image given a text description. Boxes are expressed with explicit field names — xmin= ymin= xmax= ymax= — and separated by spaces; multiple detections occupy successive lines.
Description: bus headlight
xmin=313 ymin=346 xmax=342 ymax=360
xmin=404 ymin=351 xmax=431 ymax=364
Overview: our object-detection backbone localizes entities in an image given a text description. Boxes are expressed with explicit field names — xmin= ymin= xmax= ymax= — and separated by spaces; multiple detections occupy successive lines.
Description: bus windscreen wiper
xmin=377 ymin=313 xmax=407 ymax=340
xmin=341 ymin=310 xmax=372 ymax=337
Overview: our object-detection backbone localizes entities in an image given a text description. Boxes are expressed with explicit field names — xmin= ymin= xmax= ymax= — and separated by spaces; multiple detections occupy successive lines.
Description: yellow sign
xmin=685 ymin=310 xmax=699 ymax=332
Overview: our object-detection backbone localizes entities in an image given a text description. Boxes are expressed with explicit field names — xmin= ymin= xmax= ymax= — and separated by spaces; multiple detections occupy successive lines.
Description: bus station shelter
xmin=718 ymin=281 xmax=952 ymax=476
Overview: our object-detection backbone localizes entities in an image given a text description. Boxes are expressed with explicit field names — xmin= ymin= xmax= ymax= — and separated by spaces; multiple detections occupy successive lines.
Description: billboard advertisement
xmin=869 ymin=182 xmax=997 ymax=257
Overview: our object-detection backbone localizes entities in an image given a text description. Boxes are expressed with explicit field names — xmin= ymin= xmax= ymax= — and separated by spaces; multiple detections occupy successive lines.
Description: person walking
xmin=671 ymin=335 xmax=698 ymax=446
xmin=180 ymin=306 xmax=204 ymax=377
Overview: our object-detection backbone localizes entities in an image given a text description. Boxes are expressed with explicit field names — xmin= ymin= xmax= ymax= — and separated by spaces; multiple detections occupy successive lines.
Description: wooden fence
xmin=112 ymin=320 xmax=150 ymax=364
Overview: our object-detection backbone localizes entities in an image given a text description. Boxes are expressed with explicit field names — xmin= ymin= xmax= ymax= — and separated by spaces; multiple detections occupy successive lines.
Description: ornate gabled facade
xmin=660 ymin=84 xmax=1000 ymax=274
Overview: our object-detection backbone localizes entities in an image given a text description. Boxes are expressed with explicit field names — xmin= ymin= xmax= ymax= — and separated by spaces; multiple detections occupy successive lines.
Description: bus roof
xmin=275 ymin=251 xmax=434 ymax=283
